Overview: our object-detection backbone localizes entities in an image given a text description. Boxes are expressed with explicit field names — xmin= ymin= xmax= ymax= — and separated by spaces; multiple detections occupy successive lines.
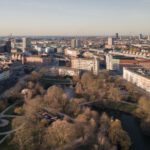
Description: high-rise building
xmin=139 ymin=34 xmax=143 ymax=40
xmin=71 ymin=39 xmax=81 ymax=48
xmin=148 ymin=35 xmax=150 ymax=41
xmin=71 ymin=57 xmax=99 ymax=75
xmin=11 ymin=37 xmax=30 ymax=52
xmin=108 ymin=37 xmax=114 ymax=46
xmin=5 ymin=40 xmax=11 ymax=53
xmin=116 ymin=33 xmax=119 ymax=39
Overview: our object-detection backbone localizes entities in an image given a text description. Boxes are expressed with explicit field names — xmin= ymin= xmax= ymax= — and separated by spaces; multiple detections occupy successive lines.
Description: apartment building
xmin=123 ymin=67 xmax=150 ymax=93
xmin=71 ymin=57 xmax=99 ymax=75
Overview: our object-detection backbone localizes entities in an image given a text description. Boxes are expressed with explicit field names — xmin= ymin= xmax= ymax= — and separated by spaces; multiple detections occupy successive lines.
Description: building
xmin=58 ymin=67 xmax=81 ymax=76
xmin=0 ymin=39 xmax=11 ymax=53
xmin=148 ymin=35 xmax=150 ymax=41
xmin=11 ymin=37 xmax=30 ymax=52
xmin=64 ymin=48 xmax=80 ymax=57
xmin=116 ymin=33 xmax=119 ymax=39
xmin=106 ymin=54 xmax=138 ymax=72
xmin=0 ymin=69 xmax=10 ymax=81
xmin=105 ymin=37 xmax=114 ymax=49
xmin=22 ymin=55 xmax=51 ymax=65
xmin=139 ymin=34 xmax=143 ymax=40
xmin=71 ymin=57 xmax=99 ymax=75
xmin=11 ymin=48 xmax=23 ymax=61
xmin=106 ymin=53 xmax=150 ymax=71
xmin=108 ymin=37 xmax=114 ymax=46
xmin=71 ymin=39 xmax=81 ymax=48
xmin=123 ymin=67 xmax=150 ymax=93
xmin=82 ymin=51 xmax=95 ymax=58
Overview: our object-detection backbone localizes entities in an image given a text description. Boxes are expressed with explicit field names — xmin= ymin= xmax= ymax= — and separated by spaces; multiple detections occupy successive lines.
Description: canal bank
xmin=93 ymin=106 xmax=150 ymax=150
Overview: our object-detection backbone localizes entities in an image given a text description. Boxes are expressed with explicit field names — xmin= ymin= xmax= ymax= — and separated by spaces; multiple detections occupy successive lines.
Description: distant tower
xmin=71 ymin=39 xmax=81 ymax=48
xmin=116 ymin=33 xmax=119 ymax=39
xmin=22 ymin=37 xmax=27 ymax=52
xmin=108 ymin=37 xmax=114 ymax=46
xmin=139 ymin=34 xmax=143 ymax=40
xmin=148 ymin=35 xmax=150 ymax=41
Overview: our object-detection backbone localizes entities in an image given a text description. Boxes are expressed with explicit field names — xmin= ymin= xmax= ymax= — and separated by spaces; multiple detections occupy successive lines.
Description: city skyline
xmin=0 ymin=0 xmax=150 ymax=36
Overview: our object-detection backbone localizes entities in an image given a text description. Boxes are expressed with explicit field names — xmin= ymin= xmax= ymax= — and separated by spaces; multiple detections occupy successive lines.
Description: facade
xmin=123 ymin=67 xmax=150 ymax=93
xmin=0 ymin=40 xmax=11 ymax=53
xmin=106 ymin=54 xmax=150 ymax=71
xmin=22 ymin=55 xmax=51 ymax=65
xmin=139 ymin=34 xmax=143 ymax=40
xmin=58 ymin=67 xmax=81 ymax=76
xmin=148 ymin=35 xmax=150 ymax=41
xmin=83 ymin=51 xmax=95 ymax=58
xmin=11 ymin=49 xmax=23 ymax=61
xmin=0 ymin=69 xmax=10 ymax=81
xmin=105 ymin=37 xmax=114 ymax=49
xmin=11 ymin=38 xmax=30 ymax=52
xmin=64 ymin=48 xmax=80 ymax=57
xmin=71 ymin=57 xmax=99 ymax=75
xmin=116 ymin=33 xmax=119 ymax=39
xmin=71 ymin=39 xmax=81 ymax=48
xmin=108 ymin=37 xmax=114 ymax=46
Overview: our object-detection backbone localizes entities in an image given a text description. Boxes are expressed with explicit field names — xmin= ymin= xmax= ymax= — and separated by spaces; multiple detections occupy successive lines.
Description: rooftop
xmin=125 ymin=67 xmax=150 ymax=79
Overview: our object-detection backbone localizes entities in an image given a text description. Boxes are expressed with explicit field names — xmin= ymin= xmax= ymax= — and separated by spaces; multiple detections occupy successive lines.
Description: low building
xmin=58 ymin=67 xmax=81 ymax=77
xmin=106 ymin=54 xmax=150 ymax=72
xmin=22 ymin=55 xmax=51 ymax=65
xmin=71 ymin=57 xmax=99 ymax=75
xmin=11 ymin=49 xmax=23 ymax=61
xmin=106 ymin=54 xmax=136 ymax=71
xmin=123 ymin=67 xmax=150 ymax=93
xmin=64 ymin=48 xmax=80 ymax=57
xmin=82 ymin=51 xmax=95 ymax=58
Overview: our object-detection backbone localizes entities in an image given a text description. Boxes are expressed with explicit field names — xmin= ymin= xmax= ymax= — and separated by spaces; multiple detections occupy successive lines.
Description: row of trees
xmin=135 ymin=96 xmax=150 ymax=136
xmin=75 ymin=72 xmax=124 ymax=102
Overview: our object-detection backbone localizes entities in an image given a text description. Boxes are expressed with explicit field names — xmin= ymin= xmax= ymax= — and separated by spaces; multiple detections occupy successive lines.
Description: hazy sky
xmin=0 ymin=0 xmax=150 ymax=36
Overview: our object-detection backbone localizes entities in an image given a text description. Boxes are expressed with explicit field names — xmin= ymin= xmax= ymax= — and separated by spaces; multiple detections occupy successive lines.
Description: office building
xmin=139 ymin=34 xmax=143 ymax=40
xmin=71 ymin=39 xmax=81 ymax=48
xmin=11 ymin=37 xmax=30 ymax=52
xmin=22 ymin=55 xmax=51 ymax=65
xmin=64 ymin=48 xmax=80 ymax=57
xmin=71 ymin=57 xmax=99 ymax=75
xmin=105 ymin=37 xmax=114 ymax=49
xmin=106 ymin=54 xmax=150 ymax=72
xmin=116 ymin=33 xmax=119 ymax=39
xmin=0 ymin=68 xmax=10 ymax=81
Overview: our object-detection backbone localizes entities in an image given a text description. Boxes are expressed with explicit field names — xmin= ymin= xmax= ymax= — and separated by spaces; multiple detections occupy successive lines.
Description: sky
xmin=0 ymin=0 xmax=150 ymax=36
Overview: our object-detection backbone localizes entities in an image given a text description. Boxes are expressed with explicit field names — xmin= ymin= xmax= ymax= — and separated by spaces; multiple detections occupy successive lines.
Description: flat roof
xmin=125 ymin=67 xmax=150 ymax=79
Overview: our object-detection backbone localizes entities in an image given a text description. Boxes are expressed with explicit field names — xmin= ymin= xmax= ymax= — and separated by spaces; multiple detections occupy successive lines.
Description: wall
xmin=123 ymin=68 xmax=150 ymax=93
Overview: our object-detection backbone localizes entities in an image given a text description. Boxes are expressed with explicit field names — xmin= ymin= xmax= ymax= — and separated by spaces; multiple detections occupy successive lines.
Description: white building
xmin=64 ymin=48 xmax=80 ymax=57
xmin=106 ymin=54 xmax=120 ymax=70
xmin=108 ymin=37 xmax=114 ymax=46
xmin=148 ymin=35 xmax=150 ymax=41
xmin=105 ymin=37 xmax=114 ymax=49
xmin=71 ymin=57 xmax=99 ymax=75
xmin=123 ymin=67 xmax=150 ymax=93
xmin=58 ymin=67 xmax=81 ymax=76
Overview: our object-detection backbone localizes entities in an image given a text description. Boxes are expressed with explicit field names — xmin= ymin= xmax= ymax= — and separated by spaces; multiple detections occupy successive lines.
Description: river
xmin=63 ymin=87 xmax=150 ymax=150
xmin=95 ymin=108 xmax=150 ymax=150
